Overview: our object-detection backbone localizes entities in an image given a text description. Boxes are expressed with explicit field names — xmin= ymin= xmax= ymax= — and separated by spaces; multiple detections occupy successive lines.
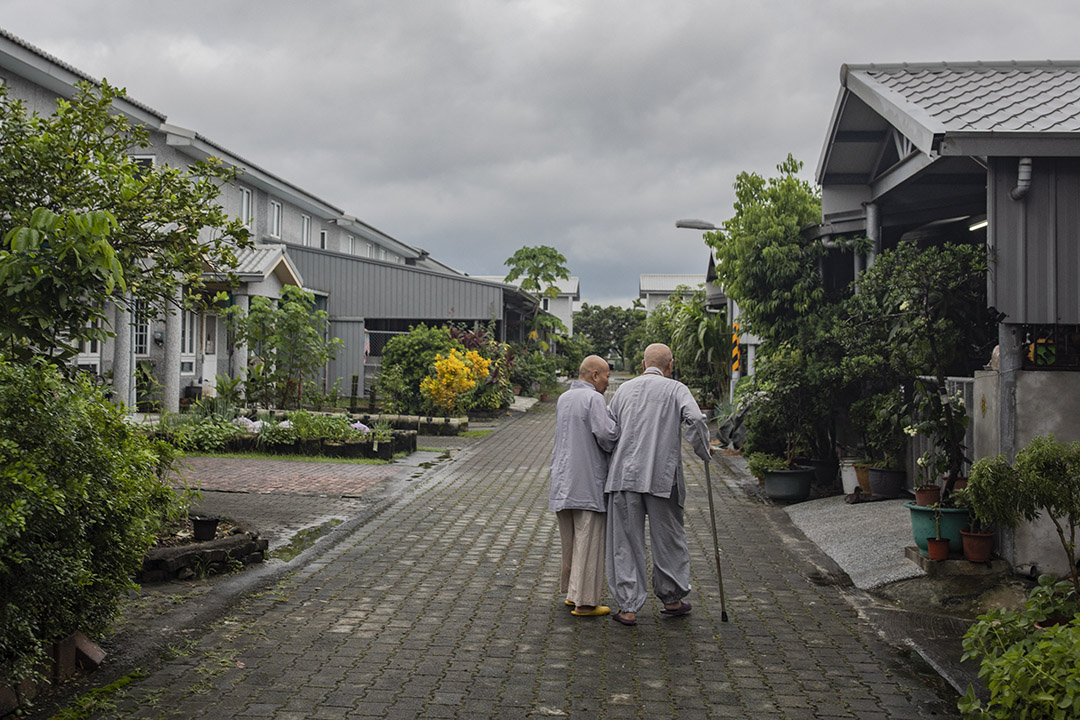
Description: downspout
xmin=1010 ymin=157 xmax=1032 ymax=200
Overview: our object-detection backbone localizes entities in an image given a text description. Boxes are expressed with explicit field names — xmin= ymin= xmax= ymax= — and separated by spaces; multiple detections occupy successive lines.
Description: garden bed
xmin=220 ymin=429 xmax=417 ymax=460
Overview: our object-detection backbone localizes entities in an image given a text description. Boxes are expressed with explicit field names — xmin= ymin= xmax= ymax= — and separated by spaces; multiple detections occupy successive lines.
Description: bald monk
xmin=549 ymin=355 xmax=619 ymax=616
xmin=605 ymin=343 xmax=711 ymax=626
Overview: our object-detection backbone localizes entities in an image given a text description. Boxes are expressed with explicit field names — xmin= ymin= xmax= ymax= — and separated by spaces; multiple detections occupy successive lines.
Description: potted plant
xmin=925 ymin=504 xmax=951 ymax=561
xmin=853 ymin=390 xmax=908 ymax=498
xmin=741 ymin=345 xmax=821 ymax=504
xmin=962 ymin=454 xmax=1024 ymax=563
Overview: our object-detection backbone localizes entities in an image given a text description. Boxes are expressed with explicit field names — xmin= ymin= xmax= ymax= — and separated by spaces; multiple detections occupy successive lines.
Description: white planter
xmin=839 ymin=458 xmax=860 ymax=494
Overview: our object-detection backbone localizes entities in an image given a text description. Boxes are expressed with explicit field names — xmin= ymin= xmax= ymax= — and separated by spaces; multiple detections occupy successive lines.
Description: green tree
xmin=220 ymin=286 xmax=343 ymax=409
xmin=705 ymin=155 xmax=823 ymax=346
xmin=0 ymin=81 xmax=250 ymax=365
xmin=573 ymin=302 xmax=646 ymax=362
xmin=376 ymin=324 xmax=464 ymax=415
xmin=503 ymin=245 xmax=570 ymax=326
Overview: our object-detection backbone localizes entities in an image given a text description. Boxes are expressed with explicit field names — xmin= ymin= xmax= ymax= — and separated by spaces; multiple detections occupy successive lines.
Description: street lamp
xmin=675 ymin=217 xmax=743 ymax=403
xmin=675 ymin=219 xmax=718 ymax=231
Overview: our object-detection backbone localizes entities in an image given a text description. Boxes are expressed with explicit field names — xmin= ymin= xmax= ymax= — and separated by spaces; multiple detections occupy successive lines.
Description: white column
xmin=231 ymin=293 xmax=250 ymax=379
xmin=163 ymin=286 xmax=182 ymax=414
xmin=112 ymin=298 xmax=132 ymax=411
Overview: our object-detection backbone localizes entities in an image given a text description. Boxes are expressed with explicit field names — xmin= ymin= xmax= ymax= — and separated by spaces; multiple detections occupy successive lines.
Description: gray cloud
xmin=4 ymin=0 xmax=1080 ymax=306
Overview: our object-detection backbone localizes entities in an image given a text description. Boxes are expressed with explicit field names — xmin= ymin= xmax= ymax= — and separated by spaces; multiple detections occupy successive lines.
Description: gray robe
xmin=549 ymin=380 xmax=619 ymax=513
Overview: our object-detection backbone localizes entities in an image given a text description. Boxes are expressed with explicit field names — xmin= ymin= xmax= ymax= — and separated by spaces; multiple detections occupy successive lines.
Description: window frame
xmin=301 ymin=214 xmax=311 ymax=246
xmin=269 ymin=200 xmax=282 ymax=238
xmin=239 ymin=187 xmax=253 ymax=230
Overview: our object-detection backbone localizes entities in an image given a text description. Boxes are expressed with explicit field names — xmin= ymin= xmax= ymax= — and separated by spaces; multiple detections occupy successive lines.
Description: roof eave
xmin=842 ymin=68 xmax=942 ymax=157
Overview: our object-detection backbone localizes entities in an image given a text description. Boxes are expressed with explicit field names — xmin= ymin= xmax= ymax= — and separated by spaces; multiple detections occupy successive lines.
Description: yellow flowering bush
xmin=420 ymin=349 xmax=492 ymax=416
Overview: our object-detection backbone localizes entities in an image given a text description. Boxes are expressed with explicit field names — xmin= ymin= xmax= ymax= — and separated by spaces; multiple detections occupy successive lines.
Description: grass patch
xmin=459 ymin=429 xmax=493 ymax=438
xmin=47 ymin=669 xmax=148 ymax=720
xmin=182 ymin=451 xmax=387 ymax=465
xmin=416 ymin=446 xmax=445 ymax=453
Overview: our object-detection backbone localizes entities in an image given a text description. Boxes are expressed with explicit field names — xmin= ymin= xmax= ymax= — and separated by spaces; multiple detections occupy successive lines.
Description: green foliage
xmin=745 ymin=452 xmax=791 ymax=481
xmin=553 ymin=332 xmax=593 ymax=377
xmin=0 ymin=358 xmax=181 ymax=684
xmin=960 ymin=575 xmax=1080 ymax=719
xmin=850 ymin=390 xmax=908 ymax=470
xmin=0 ymin=81 xmax=250 ymax=365
xmin=376 ymin=324 xmax=463 ymax=415
xmin=214 ymin=373 xmax=244 ymax=407
xmin=254 ymin=418 xmax=297 ymax=448
xmin=967 ymin=454 xmax=1026 ymax=533
xmin=706 ymin=155 xmax=823 ymax=346
xmin=839 ymin=240 xmax=994 ymax=488
xmin=287 ymin=410 xmax=357 ymax=442
xmin=503 ymin=245 xmax=570 ymax=307
xmin=743 ymin=344 xmax=827 ymax=464
xmin=220 ymin=286 xmax=343 ymax=410
xmin=172 ymin=415 xmax=238 ymax=452
xmin=574 ymin=302 xmax=646 ymax=363
xmin=508 ymin=347 xmax=557 ymax=396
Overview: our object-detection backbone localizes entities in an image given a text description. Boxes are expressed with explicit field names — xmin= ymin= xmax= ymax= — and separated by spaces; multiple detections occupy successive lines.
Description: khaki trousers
xmin=556 ymin=509 xmax=606 ymax=607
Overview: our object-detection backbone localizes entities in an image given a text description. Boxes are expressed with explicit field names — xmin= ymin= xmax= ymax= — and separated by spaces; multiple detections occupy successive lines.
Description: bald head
xmin=578 ymin=355 xmax=611 ymax=394
xmin=643 ymin=343 xmax=674 ymax=377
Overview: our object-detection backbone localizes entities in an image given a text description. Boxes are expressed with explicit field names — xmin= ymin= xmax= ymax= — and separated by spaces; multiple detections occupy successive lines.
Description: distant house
xmin=471 ymin=276 xmax=577 ymax=335
xmin=638 ymin=274 xmax=705 ymax=314
xmin=0 ymin=27 xmax=537 ymax=410
xmin=815 ymin=60 xmax=1080 ymax=575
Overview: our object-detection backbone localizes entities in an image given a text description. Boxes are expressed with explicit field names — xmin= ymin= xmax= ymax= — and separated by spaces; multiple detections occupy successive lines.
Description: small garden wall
xmin=137 ymin=530 xmax=269 ymax=583
xmin=220 ymin=429 xmax=417 ymax=460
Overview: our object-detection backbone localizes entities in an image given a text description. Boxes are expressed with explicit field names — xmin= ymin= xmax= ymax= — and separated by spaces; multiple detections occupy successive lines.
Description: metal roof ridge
xmin=842 ymin=60 xmax=1080 ymax=80
xmin=0 ymin=26 xmax=166 ymax=121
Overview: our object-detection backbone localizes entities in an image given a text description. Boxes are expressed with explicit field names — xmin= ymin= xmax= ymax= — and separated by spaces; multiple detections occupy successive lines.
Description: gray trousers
xmin=606 ymin=485 xmax=691 ymax=613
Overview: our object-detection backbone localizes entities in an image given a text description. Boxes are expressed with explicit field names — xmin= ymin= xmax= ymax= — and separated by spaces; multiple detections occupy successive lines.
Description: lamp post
xmin=675 ymin=218 xmax=744 ymax=403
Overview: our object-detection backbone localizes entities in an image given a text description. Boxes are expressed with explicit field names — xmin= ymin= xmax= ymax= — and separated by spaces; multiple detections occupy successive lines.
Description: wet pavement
xmin=29 ymin=402 xmax=967 ymax=719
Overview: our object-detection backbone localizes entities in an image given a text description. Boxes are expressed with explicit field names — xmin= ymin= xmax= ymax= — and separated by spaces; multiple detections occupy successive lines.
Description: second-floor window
xmin=365 ymin=242 xmax=373 ymax=258
xmin=239 ymin=188 xmax=253 ymax=230
xmin=301 ymin=215 xmax=311 ymax=246
xmin=133 ymin=300 xmax=149 ymax=356
xmin=269 ymin=200 xmax=282 ymax=238
xmin=347 ymin=235 xmax=356 ymax=254
xmin=319 ymin=229 xmax=328 ymax=249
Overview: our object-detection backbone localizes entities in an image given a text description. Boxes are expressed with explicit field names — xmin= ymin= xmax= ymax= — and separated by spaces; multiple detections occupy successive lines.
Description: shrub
xmin=419 ymin=349 xmax=491 ymax=416
xmin=172 ymin=415 xmax=238 ymax=452
xmin=376 ymin=325 xmax=463 ymax=415
xmin=287 ymin=410 xmax=356 ymax=442
xmin=960 ymin=575 xmax=1080 ymax=718
xmin=0 ymin=359 xmax=181 ymax=685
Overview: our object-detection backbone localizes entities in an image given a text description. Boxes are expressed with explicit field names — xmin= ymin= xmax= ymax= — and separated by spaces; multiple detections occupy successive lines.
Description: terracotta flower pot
xmin=914 ymin=485 xmax=941 ymax=507
xmin=926 ymin=537 xmax=950 ymax=561
xmin=960 ymin=529 xmax=994 ymax=563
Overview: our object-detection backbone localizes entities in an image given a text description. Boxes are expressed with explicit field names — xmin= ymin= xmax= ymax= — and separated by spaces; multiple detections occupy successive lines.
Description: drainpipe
xmin=864 ymin=202 xmax=880 ymax=271
xmin=1010 ymin=157 xmax=1032 ymax=200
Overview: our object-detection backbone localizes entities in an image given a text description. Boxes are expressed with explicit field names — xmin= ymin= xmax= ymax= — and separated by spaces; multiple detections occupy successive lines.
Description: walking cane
xmin=703 ymin=459 xmax=729 ymax=622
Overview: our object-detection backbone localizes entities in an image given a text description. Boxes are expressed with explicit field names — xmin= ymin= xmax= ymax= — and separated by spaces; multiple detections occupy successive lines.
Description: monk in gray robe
xmin=549 ymin=355 xmax=619 ymax=616
xmin=605 ymin=343 xmax=711 ymax=626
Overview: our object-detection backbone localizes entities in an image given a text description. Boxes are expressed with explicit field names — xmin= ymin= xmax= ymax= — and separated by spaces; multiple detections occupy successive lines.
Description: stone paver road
xmin=96 ymin=404 xmax=957 ymax=719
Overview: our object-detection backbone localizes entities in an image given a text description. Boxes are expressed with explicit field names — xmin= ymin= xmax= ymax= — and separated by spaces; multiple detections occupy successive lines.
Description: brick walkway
xmin=95 ymin=404 xmax=957 ymax=719
xmin=178 ymin=456 xmax=399 ymax=497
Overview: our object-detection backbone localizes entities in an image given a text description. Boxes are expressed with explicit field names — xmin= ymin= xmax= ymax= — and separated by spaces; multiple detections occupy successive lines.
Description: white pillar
xmin=231 ymin=293 xmax=250 ymax=380
xmin=163 ymin=286 xmax=182 ymax=414
xmin=112 ymin=299 xmax=132 ymax=411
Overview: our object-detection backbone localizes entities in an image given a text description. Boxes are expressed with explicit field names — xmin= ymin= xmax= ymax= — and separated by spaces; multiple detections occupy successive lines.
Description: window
xmin=365 ymin=242 xmax=373 ymax=258
xmin=180 ymin=309 xmax=197 ymax=375
xmin=269 ymin=200 xmax=282 ymax=238
xmin=239 ymin=188 xmax=253 ymax=230
xmin=133 ymin=300 xmax=149 ymax=356
xmin=379 ymin=247 xmax=387 ymax=261
xmin=319 ymin=229 xmax=328 ymax=249
xmin=347 ymin=235 xmax=356 ymax=254
xmin=131 ymin=155 xmax=154 ymax=179
xmin=301 ymin=215 xmax=311 ymax=246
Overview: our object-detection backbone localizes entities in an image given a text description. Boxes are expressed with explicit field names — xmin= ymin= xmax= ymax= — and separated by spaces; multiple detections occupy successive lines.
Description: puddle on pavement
xmin=408 ymin=452 xmax=452 ymax=481
xmin=270 ymin=518 xmax=343 ymax=561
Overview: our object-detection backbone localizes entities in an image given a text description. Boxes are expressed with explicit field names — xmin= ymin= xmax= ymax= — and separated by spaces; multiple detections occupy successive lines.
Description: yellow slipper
xmin=571 ymin=605 xmax=611 ymax=616
xmin=565 ymin=600 xmax=575 ymax=607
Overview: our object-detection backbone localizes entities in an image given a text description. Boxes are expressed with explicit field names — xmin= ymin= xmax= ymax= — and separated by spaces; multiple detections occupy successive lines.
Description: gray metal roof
xmin=204 ymin=245 xmax=303 ymax=287
xmin=639 ymin=274 xmax=705 ymax=294
xmin=471 ymin=275 xmax=579 ymax=298
xmin=0 ymin=26 xmax=166 ymax=123
xmin=819 ymin=61 xmax=1080 ymax=185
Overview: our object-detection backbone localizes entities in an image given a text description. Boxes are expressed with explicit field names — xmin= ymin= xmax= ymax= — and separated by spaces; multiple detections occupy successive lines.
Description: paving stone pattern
xmin=102 ymin=405 xmax=958 ymax=719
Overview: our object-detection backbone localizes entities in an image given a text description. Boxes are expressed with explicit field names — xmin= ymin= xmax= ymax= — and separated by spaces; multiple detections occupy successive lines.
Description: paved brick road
xmin=96 ymin=405 xmax=957 ymax=719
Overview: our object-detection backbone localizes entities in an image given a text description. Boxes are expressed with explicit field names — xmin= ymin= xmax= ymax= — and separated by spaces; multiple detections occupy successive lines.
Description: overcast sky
xmin=4 ymin=1 xmax=1080 ymax=307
